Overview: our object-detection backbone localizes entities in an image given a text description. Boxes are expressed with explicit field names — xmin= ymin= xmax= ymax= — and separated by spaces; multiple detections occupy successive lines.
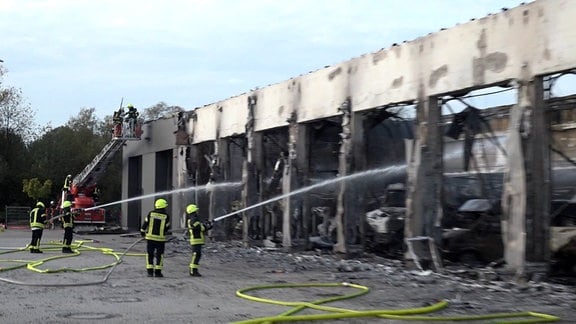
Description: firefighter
xmin=125 ymin=104 xmax=139 ymax=137
xmin=112 ymin=109 xmax=123 ymax=137
xmin=141 ymin=198 xmax=171 ymax=277
xmin=62 ymin=174 xmax=72 ymax=204
xmin=63 ymin=174 xmax=72 ymax=191
xmin=186 ymin=204 xmax=213 ymax=277
xmin=61 ymin=201 xmax=75 ymax=253
xmin=29 ymin=202 xmax=47 ymax=253
xmin=47 ymin=200 xmax=56 ymax=230
xmin=93 ymin=187 xmax=101 ymax=203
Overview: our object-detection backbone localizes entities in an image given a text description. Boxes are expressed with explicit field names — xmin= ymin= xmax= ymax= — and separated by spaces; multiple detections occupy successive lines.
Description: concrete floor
xmin=0 ymin=228 xmax=575 ymax=323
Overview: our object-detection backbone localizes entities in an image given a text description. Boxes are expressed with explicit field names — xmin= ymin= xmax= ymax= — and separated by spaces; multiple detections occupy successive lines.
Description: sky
xmin=1 ymin=0 xmax=530 ymax=128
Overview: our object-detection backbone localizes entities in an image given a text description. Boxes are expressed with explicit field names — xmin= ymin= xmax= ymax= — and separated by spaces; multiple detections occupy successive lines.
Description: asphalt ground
xmin=1 ymin=228 xmax=575 ymax=324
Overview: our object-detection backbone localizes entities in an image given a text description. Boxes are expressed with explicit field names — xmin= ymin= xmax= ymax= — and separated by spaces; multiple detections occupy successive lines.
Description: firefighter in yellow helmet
xmin=186 ymin=204 xmax=213 ymax=277
xmin=61 ymin=201 xmax=75 ymax=253
xmin=141 ymin=198 xmax=171 ymax=277
xmin=29 ymin=201 xmax=47 ymax=253
xmin=125 ymin=104 xmax=139 ymax=137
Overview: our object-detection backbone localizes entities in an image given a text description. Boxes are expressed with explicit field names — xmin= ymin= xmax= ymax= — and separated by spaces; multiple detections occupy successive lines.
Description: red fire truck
xmin=58 ymin=112 xmax=142 ymax=224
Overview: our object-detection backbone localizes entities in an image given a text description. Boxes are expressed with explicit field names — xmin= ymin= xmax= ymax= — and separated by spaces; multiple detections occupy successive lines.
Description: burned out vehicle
xmin=364 ymin=183 xmax=406 ymax=258
xmin=442 ymin=196 xmax=576 ymax=273
xmin=363 ymin=174 xmax=576 ymax=274
xmin=441 ymin=199 xmax=503 ymax=265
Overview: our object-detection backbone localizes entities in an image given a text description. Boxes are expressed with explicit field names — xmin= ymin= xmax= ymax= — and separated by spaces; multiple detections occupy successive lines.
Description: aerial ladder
xmin=60 ymin=112 xmax=143 ymax=224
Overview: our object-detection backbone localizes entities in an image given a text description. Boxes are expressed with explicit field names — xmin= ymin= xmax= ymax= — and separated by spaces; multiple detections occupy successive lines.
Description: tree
xmin=27 ymin=109 xmax=121 ymax=205
xmin=0 ymin=65 xmax=39 ymax=142
xmin=22 ymin=178 xmax=52 ymax=202
xmin=0 ymin=129 xmax=29 ymax=206
xmin=66 ymin=107 xmax=105 ymax=135
xmin=142 ymin=101 xmax=184 ymax=121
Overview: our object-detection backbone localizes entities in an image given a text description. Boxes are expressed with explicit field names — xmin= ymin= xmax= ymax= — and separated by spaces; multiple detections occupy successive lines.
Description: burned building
xmin=121 ymin=0 xmax=576 ymax=278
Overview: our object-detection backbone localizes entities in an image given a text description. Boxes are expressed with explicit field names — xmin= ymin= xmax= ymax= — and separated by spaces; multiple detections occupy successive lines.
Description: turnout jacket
xmin=187 ymin=213 xmax=213 ymax=245
xmin=29 ymin=207 xmax=46 ymax=229
xmin=62 ymin=208 xmax=75 ymax=228
xmin=141 ymin=208 xmax=170 ymax=242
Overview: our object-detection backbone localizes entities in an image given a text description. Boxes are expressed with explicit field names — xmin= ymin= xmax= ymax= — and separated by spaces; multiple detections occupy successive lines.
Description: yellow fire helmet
xmin=155 ymin=198 xmax=168 ymax=209
xmin=186 ymin=204 xmax=198 ymax=214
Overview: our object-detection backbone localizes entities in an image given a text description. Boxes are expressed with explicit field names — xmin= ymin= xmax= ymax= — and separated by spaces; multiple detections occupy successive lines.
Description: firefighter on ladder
xmin=125 ymin=104 xmax=139 ymax=137
xmin=112 ymin=107 xmax=124 ymax=138
xmin=61 ymin=201 xmax=75 ymax=253
xmin=62 ymin=174 xmax=72 ymax=206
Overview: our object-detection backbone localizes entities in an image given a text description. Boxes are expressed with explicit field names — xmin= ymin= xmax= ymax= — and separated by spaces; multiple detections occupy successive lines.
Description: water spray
xmin=214 ymin=165 xmax=406 ymax=223
xmin=84 ymin=181 xmax=243 ymax=211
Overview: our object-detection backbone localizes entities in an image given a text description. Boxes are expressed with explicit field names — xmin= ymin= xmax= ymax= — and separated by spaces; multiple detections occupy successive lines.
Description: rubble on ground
xmin=166 ymin=239 xmax=576 ymax=298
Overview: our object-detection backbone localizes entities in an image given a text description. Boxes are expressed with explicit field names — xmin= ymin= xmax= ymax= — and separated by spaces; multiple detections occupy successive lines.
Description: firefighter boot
xmin=190 ymin=269 xmax=202 ymax=277
xmin=147 ymin=269 xmax=154 ymax=277
xmin=154 ymin=269 xmax=163 ymax=278
xmin=62 ymin=247 xmax=73 ymax=253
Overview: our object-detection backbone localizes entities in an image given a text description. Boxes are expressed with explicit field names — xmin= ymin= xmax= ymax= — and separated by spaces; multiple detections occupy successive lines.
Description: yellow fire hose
xmin=0 ymin=238 xmax=144 ymax=286
xmin=0 ymin=242 xmax=563 ymax=322
xmin=234 ymin=282 xmax=560 ymax=323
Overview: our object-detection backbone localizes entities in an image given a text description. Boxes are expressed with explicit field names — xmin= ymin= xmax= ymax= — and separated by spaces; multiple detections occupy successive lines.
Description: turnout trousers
xmin=146 ymin=240 xmax=165 ymax=271
xmin=189 ymin=244 xmax=203 ymax=271
xmin=30 ymin=228 xmax=43 ymax=250
xmin=63 ymin=227 xmax=73 ymax=248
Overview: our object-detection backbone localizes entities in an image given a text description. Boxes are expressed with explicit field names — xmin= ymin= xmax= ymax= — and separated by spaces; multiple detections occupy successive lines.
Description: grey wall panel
xmin=220 ymin=94 xmax=249 ymax=137
xmin=193 ymin=104 xmax=218 ymax=143
xmin=254 ymin=82 xmax=292 ymax=132
xmin=169 ymin=0 xmax=576 ymax=142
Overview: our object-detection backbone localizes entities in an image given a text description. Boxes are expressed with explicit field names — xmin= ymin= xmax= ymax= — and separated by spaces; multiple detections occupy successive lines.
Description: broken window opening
xmin=544 ymin=70 xmax=576 ymax=100
xmin=443 ymin=99 xmax=507 ymax=172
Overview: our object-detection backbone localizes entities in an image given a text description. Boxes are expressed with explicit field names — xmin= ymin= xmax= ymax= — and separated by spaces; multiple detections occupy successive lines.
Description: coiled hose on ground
xmin=234 ymin=282 xmax=560 ymax=323
xmin=0 ymin=238 xmax=144 ymax=286
xmin=0 ymin=240 xmax=562 ymax=322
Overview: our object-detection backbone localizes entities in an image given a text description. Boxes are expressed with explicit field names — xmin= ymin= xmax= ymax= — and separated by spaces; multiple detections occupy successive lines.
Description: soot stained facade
xmin=121 ymin=0 xmax=576 ymax=277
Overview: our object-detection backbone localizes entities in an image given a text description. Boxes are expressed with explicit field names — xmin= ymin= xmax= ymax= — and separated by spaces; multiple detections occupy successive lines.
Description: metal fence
xmin=4 ymin=206 xmax=31 ymax=228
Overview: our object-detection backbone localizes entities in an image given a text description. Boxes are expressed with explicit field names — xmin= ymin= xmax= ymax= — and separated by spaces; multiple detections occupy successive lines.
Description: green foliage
xmin=143 ymin=101 xmax=184 ymax=121
xmin=0 ymin=129 xmax=31 ymax=206
xmin=22 ymin=178 xmax=52 ymax=201
xmin=0 ymin=66 xmax=125 ymax=208
xmin=0 ymin=66 xmax=35 ymax=207
xmin=0 ymin=65 xmax=39 ymax=142
xmin=27 ymin=122 xmax=115 ymax=201
xmin=66 ymin=107 xmax=108 ymax=136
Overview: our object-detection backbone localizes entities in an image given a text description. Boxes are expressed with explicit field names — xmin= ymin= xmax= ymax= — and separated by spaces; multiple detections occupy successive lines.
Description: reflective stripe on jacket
xmin=188 ymin=219 xmax=206 ymax=245
xmin=29 ymin=207 xmax=46 ymax=229
xmin=62 ymin=209 xmax=74 ymax=228
xmin=141 ymin=210 xmax=170 ymax=242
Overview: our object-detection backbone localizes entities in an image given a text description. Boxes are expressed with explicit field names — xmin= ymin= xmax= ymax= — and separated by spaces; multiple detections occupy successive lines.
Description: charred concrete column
xmin=185 ymin=112 xmax=199 ymax=228
xmin=296 ymin=124 xmax=310 ymax=247
xmin=525 ymin=77 xmax=551 ymax=265
xmin=186 ymin=145 xmax=199 ymax=199
xmin=282 ymin=112 xmax=298 ymax=250
xmin=242 ymin=95 xmax=261 ymax=246
xmin=207 ymin=108 xmax=222 ymax=229
xmin=174 ymin=113 xmax=191 ymax=230
xmin=405 ymin=94 xmax=444 ymax=262
xmin=207 ymin=136 xmax=232 ymax=240
xmin=502 ymin=76 xmax=550 ymax=275
xmin=334 ymin=97 xmax=354 ymax=254
xmin=352 ymin=110 xmax=368 ymax=248
xmin=175 ymin=145 xmax=188 ymax=229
